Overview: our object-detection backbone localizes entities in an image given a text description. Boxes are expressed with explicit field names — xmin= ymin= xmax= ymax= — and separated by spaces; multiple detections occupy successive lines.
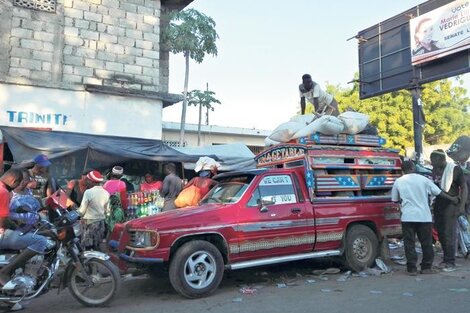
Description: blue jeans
xmin=0 ymin=229 xmax=47 ymax=254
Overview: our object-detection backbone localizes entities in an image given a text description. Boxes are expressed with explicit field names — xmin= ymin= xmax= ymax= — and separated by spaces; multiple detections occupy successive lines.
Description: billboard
xmin=357 ymin=0 xmax=470 ymax=99
xmin=410 ymin=0 xmax=470 ymax=65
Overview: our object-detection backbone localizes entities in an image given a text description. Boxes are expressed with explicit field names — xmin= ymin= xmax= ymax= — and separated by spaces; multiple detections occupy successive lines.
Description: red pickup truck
xmin=108 ymin=134 xmax=402 ymax=299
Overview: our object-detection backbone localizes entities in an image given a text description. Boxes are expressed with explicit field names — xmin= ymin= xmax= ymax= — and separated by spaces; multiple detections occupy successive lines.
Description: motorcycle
xmin=0 ymin=190 xmax=121 ymax=308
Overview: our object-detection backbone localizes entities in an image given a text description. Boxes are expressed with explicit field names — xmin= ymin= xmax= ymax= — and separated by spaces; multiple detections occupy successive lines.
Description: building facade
xmin=162 ymin=121 xmax=270 ymax=154
xmin=0 ymin=0 xmax=191 ymax=139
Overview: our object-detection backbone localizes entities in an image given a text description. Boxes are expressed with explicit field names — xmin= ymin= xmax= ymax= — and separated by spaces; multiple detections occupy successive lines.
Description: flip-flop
xmin=312 ymin=268 xmax=341 ymax=275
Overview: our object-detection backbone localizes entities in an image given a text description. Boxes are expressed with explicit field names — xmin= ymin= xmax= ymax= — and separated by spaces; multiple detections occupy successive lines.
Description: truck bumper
xmin=108 ymin=239 xmax=164 ymax=269
xmin=118 ymin=253 xmax=164 ymax=264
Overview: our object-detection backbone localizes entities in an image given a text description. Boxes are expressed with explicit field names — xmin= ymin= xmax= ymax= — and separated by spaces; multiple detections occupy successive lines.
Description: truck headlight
xmin=128 ymin=230 xmax=159 ymax=249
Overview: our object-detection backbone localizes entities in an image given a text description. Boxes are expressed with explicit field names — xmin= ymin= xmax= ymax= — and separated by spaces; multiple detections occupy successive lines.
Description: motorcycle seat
xmin=0 ymin=249 xmax=20 ymax=254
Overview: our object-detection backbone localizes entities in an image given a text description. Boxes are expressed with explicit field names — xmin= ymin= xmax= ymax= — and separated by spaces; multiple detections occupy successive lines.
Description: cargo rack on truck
xmin=255 ymin=133 xmax=402 ymax=201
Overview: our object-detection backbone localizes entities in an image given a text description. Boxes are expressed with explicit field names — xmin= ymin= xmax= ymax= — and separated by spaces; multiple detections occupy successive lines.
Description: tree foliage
xmin=162 ymin=8 xmax=218 ymax=62
xmin=187 ymin=89 xmax=221 ymax=112
xmin=161 ymin=8 xmax=219 ymax=146
xmin=187 ymin=89 xmax=221 ymax=146
xmin=328 ymin=77 xmax=470 ymax=153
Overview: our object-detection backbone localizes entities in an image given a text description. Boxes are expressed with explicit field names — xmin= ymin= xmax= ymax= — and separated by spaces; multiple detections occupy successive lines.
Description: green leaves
xmin=187 ymin=89 xmax=221 ymax=110
xmin=329 ymin=77 xmax=470 ymax=154
xmin=162 ymin=8 xmax=219 ymax=63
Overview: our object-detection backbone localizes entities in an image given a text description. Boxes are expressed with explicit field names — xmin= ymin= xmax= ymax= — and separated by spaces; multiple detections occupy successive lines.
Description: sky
xmin=164 ymin=0 xmax=470 ymax=131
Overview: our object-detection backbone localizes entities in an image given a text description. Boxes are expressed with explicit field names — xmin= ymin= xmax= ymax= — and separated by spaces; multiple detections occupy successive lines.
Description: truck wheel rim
xmin=352 ymin=237 xmax=371 ymax=261
xmin=184 ymin=250 xmax=216 ymax=289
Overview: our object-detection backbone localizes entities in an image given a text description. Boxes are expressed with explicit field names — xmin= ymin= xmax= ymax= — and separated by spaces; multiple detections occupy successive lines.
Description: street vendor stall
xmin=0 ymin=126 xmax=212 ymax=220
xmin=0 ymin=126 xmax=201 ymax=171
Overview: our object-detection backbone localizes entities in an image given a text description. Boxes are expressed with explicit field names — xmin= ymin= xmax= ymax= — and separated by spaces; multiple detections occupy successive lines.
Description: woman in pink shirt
xmin=103 ymin=166 xmax=128 ymax=210
xmin=140 ymin=173 xmax=163 ymax=192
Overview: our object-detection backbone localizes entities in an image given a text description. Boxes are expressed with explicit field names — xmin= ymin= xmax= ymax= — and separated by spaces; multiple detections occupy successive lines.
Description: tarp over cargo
xmin=175 ymin=143 xmax=256 ymax=172
xmin=0 ymin=126 xmax=204 ymax=181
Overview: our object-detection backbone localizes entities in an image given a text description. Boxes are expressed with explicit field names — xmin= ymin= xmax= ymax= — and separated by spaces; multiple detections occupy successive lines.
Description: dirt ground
xmin=13 ymin=243 xmax=470 ymax=313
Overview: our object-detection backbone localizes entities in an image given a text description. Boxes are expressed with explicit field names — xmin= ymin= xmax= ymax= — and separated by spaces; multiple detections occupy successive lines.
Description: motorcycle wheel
xmin=67 ymin=258 xmax=121 ymax=307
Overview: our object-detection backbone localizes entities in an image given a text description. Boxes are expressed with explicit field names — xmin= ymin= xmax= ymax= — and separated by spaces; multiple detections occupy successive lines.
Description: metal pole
xmin=411 ymin=86 xmax=425 ymax=164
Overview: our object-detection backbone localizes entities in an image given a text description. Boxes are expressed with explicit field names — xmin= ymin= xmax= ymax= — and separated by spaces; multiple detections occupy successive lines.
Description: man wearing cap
xmin=28 ymin=154 xmax=55 ymax=202
xmin=103 ymin=166 xmax=128 ymax=211
xmin=299 ymin=74 xmax=340 ymax=116
xmin=77 ymin=170 xmax=109 ymax=251
xmin=431 ymin=149 xmax=468 ymax=272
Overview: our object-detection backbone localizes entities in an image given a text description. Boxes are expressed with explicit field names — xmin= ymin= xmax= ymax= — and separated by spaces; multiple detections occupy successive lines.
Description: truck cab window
xmin=247 ymin=174 xmax=297 ymax=207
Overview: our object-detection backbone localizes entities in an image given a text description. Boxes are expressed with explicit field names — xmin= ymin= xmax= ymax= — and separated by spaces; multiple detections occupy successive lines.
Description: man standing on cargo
xmin=299 ymin=74 xmax=340 ymax=116
xmin=392 ymin=160 xmax=458 ymax=275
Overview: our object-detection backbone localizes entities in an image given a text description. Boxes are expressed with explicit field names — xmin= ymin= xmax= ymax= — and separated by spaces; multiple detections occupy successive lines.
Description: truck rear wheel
xmin=169 ymin=240 xmax=224 ymax=298
xmin=344 ymin=225 xmax=378 ymax=272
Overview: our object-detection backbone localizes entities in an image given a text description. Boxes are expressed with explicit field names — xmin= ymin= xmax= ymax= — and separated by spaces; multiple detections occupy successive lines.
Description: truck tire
xmin=343 ymin=225 xmax=378 ymax=272
xmin=169 ymin=240 xmax=224 ymax=298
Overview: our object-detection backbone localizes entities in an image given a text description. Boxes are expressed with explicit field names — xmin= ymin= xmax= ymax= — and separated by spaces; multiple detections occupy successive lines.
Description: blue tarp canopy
xmin=0 ymin=126 xmax=204 ymax=182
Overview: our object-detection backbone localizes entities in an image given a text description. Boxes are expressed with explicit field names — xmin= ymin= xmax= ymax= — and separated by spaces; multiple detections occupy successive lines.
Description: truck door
xmin=234 ymin=173 xmax=314 ymax=259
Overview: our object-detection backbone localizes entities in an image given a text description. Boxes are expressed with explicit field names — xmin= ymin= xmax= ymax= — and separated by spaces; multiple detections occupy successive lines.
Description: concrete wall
xmin=0 ymin=0 xmax=167 ymax=92
xmin=0 ymin=84 xmax=163 ymax=139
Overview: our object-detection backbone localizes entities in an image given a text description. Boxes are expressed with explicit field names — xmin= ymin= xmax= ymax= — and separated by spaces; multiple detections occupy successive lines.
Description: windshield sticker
xmin=263 ymin=194 xmax=297 ymax=205
xmin=273 ymin=194 xmax=296 ymax=204
xmin=260 ymin=175 xmax=292 ymax=186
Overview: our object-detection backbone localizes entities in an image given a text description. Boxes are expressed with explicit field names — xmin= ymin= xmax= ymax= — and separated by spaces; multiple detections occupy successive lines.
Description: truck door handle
xmin=260 ymin=206 xmax=269 ymax=213
xmin=291 ymin=208 xmax=301 ymax=214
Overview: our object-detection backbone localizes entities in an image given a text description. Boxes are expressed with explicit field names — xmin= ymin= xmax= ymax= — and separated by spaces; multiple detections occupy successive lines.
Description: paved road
xmin=10 ymin=254 xmax=470 ymax=313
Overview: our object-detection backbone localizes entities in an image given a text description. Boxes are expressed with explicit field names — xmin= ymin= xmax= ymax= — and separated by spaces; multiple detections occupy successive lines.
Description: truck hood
xmin=125 ymin=203 xmax=234 ymax=231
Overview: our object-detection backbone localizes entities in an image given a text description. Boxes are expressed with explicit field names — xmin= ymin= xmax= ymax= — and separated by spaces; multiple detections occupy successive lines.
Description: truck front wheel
xmin=169 ymin=240 xmax=224 ymax=298
xmin=344 ymin=225 xmax=378 ymax=272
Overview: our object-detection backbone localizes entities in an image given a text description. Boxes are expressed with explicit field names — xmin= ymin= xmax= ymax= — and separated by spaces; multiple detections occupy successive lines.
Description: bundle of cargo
xmin=265 ymin=111 xmax=382 ymax=147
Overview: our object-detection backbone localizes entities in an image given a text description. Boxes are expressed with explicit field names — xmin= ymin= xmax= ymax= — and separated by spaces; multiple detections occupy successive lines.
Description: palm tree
xmin=187 ymin=89 xmax=221 ymax=146
xmin=162 ymin=9 xmax=218 ymax=147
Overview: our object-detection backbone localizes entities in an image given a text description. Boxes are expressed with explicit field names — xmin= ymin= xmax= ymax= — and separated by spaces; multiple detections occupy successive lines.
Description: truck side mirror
xmin=260 ymin=199 xmax=275 ymax=206
xmin=259 ymin=198 xmax=275 ymax=213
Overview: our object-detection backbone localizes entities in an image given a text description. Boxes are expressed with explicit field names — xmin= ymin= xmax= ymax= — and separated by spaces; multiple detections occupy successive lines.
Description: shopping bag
xmin=174 ymin=185 xmax=202 ymax=208
xmin=457 ymin=215 xmax=470 ymax=256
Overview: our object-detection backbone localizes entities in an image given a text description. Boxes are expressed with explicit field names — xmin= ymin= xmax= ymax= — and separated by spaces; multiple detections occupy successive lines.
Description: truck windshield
xmin=200 ymin=182 xmax=249 ymax=204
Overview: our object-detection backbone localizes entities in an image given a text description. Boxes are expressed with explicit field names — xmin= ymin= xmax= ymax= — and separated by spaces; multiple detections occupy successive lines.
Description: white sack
xmin=294 ymin=115 xmax=344 ymax=137
xmin=194 ymin=156 xmax=221 ymax=173
xmin=264 ymin=137 xmax=280 ymax=147
xmin=338 ymin=111 xmax=369 ymax=134
xmin=289 ymin=114 xmax=316 ymax=125
xmin=292 ymin=121 xmax=320 ymax=139
xmin=268 ymin=121 xmax=305 ymax=142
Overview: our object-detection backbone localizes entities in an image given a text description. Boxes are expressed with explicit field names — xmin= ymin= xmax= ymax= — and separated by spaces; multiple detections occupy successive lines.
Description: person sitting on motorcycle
xmin=0 ymin=169 xmax=48 ymax=286
xmin=9 ymin=170 xmax=42 ymax=233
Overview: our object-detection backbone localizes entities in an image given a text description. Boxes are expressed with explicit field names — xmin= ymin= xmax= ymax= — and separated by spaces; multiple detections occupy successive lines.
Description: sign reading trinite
xmin=256 ymin=146 xmax=306 ymax=165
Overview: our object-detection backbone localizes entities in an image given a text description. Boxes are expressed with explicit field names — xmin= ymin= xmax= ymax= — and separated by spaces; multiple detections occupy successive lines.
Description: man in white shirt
xmin=299 ymin=74 xmax=339 ymax=116
xmin=392 ymin=160 xmax=458 ymax=275
xmin=78 ymin=170 xmax=109 ymax=251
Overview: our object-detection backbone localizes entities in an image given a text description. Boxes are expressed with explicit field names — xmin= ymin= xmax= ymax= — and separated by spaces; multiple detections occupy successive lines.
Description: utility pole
xmin=205 ymin=83 xmax=210 ymax=126
xmin=409 ymin=74 xmax=425 ymax=164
